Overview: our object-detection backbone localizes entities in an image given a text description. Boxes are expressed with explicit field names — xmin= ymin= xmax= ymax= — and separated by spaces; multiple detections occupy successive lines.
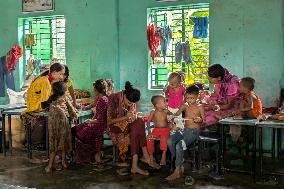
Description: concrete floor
xmin=0 ymin=149 xmax=283 ymax=189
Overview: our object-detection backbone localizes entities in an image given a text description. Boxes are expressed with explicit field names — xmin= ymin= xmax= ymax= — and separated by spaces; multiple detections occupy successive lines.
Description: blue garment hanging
xmin=193 ymin=17 xmax=209 ymax=39
xmin=156 ymin=25 xmax=172 ymax=58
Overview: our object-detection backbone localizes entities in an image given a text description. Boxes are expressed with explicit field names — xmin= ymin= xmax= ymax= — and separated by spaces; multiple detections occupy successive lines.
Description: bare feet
xmin=131 ymin=166 xmax=149 ymax=176
xmin=160 ymin=160 xmax=166 ymax=166
xmin=165 ymin=168 xmax=182 ymax=181
xmin=140 ymin=157 xmax=149 ymax=164
xmin=149 ymin=161 xmax=161 ymax=169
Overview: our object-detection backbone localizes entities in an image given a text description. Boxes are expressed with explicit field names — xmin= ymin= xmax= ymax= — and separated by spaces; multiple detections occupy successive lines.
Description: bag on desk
xmin=7 ymin=88 xmax=26 ymax=104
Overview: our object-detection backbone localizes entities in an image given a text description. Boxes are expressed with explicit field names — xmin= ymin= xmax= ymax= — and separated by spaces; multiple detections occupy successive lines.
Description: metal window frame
xmin=148 ymin=3 xmax=209 ymax=89
xmin=22 ymin=15 xmax=66 ymax=70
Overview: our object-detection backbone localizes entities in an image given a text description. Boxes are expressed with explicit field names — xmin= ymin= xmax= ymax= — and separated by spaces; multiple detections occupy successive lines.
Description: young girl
xmin=42 ymin=81 xmax=77 ymax=173
xmin=163 ymin=72 xmax=185 ymax=114
xmin=73 ymin=79 xmax=108 ymax=164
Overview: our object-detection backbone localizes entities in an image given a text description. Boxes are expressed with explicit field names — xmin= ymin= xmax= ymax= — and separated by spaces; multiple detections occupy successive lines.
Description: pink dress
xmin=205 ymin=69 xmax=241 ymax=126
xmin=167 ymin=84 xmax=185 ymax=109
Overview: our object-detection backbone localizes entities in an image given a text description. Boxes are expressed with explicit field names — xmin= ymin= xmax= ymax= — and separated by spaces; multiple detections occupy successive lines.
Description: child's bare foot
xmin=45 ymin=166 xmax=52 ymax=173
xmin=165 ymin=168 xmax=182 ymax=181
xmin=149 ymin=161 xmax=161 ymax=169
xmin=160 ymin=160 xmax=166 ymax=166
xmin=131 ymin=167 xmax=149 ymax=176
xmin=140 ymin=157 xmax=150 ymax=164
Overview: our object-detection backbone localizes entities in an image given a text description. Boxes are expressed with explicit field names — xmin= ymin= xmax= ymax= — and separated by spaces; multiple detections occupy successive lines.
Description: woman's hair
xmin=41 ymin=81 xmax=67 ymax=109
xmin=92 ymin=79 xmax=107 ymax=96
xmin=124 ymin=81 xmax=140 ymax=103
xmin=39 ymin=63 xmax=65 ymax=77
xmin=105 ymin=79 xmax=113 ymax=88
xmin=208 ymin=64 xmax=225 ymax=80
xmin=168 ymin=72 xmax=182 ymax=83
xmin=64 ymin=65 xmax=69 ymax=82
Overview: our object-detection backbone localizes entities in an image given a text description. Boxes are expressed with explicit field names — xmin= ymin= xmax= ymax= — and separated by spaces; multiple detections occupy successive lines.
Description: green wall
xmin=0 ymin=0 xmax=118 ymax=104
xmin=118 ymin=0 xmax=283 ymax=106
xmin=0 ymin=0 xmax=283 ymax=106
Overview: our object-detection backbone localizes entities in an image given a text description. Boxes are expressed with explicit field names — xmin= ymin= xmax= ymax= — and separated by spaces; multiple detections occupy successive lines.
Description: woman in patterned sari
xmin=107 ymin=81 xmax=159 ymax=176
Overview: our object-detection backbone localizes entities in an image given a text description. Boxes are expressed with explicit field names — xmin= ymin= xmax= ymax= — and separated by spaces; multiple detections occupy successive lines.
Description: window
xmin=22 ymin=16 xmax=66 ymax=74
xmin=148 ymin=4 xmax=209 ymax=89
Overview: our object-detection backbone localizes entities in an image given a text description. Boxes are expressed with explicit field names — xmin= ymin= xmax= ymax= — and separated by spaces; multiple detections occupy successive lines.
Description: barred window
xmin=148 ymin=4 xmax=209 ymax=89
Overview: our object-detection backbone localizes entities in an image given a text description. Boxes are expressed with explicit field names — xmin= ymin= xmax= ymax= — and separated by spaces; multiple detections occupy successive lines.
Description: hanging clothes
xmin=175 ymin=40 xmax=193 ymax=64
xmin=192 ymin=17 xmax=209 ymax=39
xmin=24 ymin=34 xmax=36 ymax=48
xmin=6 ymin=44 xmax=23 ymax=72
xmin=147 ymin=24 xmax=160 ymax=61
xmin=26 ymin=55 xmax=35 ymax=76
xmin=0 ymin=56 xmax=15 ymax=97
xmin=33 ymin=59 xmax=42 ymax=75
xmin=156 ymin=25 xmax=172 ymax=58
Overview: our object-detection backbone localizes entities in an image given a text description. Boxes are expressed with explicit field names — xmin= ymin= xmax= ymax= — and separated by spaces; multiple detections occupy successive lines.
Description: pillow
xmin=7 ymin=88 xmax=26 ymax=104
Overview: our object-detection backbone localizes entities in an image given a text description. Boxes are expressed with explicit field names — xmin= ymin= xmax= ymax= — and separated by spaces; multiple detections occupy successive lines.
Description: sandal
xmin=185 ymin=176 xmax=195 ymax=186
xmin=116 ymin=168 xmax=129 ymax=176
xmin=256 ymin=177 xmax=278 ymax=186
xmin=45 ymin=166 xmax=52 ymax=173
xmin=55 ymin=165 xmax=63 ymax=171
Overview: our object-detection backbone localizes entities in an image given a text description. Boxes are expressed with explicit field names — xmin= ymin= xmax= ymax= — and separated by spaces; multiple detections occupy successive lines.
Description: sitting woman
xmin=107 ymin=81 xmax=159 ymax=176
xmin=73 ymin=79 xmax=108 ymax=164
xmin=21 ymin=63 xmax=65 ymax=147
xmin=204 ymin=64 xmax=241 ymax=126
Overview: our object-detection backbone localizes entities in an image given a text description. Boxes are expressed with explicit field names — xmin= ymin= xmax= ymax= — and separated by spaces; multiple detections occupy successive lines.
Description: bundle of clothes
xmin=147 ymin=24 xmax=172 ymax=61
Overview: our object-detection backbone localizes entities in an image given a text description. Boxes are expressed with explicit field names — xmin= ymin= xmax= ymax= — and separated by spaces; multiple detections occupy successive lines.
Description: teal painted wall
xmin=0 ymin=0 xmax=283 ymax=153
xmin=0 ymin=0 xmax=283 ymax=106
xmin=0 ymin=0 xmax=118 ymax=104
xmin=118 ymin=0 xmax=283 ymax=106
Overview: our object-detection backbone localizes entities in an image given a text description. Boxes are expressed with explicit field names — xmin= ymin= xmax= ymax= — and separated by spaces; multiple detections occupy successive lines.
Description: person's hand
xmin=74 ymin=103 xmax=81 ymax=109
xmin=85 ymin=119 xmax=96 ymax=124
xmin=72 ymin=111 xmax=78 ymax=120
xmin=193 ymin=117 xmax=203 ymax=123
xmin=147 ymin=133 xmax=152 ymax=139
xmin=171 ymin=123 xmax=178 ymax=131
xmin=126 ymin=111 xmax=137 ymax=122
xmin=203 ymin=104 xmax=212 ymax=110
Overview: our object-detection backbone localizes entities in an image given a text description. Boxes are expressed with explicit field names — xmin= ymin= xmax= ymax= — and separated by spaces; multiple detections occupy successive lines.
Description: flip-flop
xmin=116 ymin=168 xmax=129 ymax=176
xmin=55 ymin=165 xmax=63 ymax=171
xmin=92 ymin=165 xmax=112 ymax=171
xmin=185 ymin=176 xmax=195 ymax=186
xmin=256 ymin=177 xmax=278 ymax=186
